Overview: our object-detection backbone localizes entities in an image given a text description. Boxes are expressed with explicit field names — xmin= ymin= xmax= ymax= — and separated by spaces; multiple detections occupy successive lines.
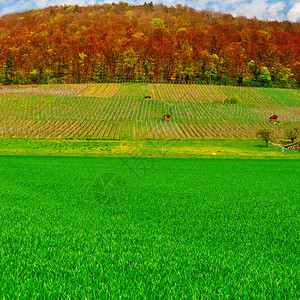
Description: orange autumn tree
xmin=0 ymin=3 xmax=299 ymax=86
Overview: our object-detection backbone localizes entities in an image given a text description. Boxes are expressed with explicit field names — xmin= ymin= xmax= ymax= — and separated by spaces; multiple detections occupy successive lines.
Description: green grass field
xmin=0 ymin=137 xmax=299 ymax=158
xmin=0 ymin=156 xmax=299 ymax=298
xmin=0 ymin=82 xmax=299 ymax=297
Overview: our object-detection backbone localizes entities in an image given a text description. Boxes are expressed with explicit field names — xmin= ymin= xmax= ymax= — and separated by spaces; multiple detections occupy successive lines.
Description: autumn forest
xmin=0 ymin=3 xmax=299 ymax=87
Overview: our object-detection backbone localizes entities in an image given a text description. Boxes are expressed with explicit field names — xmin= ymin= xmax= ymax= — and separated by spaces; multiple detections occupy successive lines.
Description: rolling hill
xmin=0 ymin=83 xmax=299 ymax=140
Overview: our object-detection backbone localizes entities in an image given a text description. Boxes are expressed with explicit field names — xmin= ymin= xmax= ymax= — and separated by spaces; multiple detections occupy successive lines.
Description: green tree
xmin=151 ymin=18 xmax=165 ymax=28
xmin=247 ymin=60 xmax=260 ymax=81
xmin=256 ymin=127 xmax=274 ymax=147
xmin=4 ymin=52 xmax=14 ymax=85
xmin=284 ymin=126 xmax=300 ymax=143
xmin=271 ymin=63 xmax=293 ymax=87
xmin=259 ymin=67 xmax=271 ymax=85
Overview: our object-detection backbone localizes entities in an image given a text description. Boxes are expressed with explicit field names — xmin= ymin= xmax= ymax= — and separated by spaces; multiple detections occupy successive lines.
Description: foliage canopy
xmin=0 ymin=4 xmax=299 ymax=85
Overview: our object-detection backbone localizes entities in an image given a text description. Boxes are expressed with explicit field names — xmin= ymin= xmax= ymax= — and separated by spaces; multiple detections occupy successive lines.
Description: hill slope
xmin=0 ymin=83 xmax=299 ymax=140
xmin=0 ymin=3 xmax=299 ymax=86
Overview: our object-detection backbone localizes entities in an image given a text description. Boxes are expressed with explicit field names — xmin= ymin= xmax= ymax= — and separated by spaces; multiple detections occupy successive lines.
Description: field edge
xmin=0 ymin=138 xmax=299 ymax=159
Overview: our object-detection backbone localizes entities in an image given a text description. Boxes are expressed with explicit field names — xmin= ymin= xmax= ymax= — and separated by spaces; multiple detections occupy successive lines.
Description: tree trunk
xmin=265 ymin=139 xmax=268 ymax=147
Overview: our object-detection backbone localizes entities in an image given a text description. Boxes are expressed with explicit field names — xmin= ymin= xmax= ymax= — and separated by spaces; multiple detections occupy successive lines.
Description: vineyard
xmin=0 ymin=83 xmax=299 ymax=140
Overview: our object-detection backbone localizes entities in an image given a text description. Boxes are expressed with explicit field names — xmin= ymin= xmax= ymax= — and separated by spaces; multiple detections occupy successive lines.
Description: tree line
xmin=0 ymin=3 xmax=299 ymax=87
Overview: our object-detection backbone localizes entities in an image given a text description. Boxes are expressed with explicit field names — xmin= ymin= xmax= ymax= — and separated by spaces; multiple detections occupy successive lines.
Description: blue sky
xmin=0 ymin=0 xmax=299 ymax=21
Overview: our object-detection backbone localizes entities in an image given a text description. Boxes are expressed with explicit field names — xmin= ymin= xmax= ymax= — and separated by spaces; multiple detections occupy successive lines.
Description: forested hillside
xmin=0 ymin=3 xmax=299 ymax=86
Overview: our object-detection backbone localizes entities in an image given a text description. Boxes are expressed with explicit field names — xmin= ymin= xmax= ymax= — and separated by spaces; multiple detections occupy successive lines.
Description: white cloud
xmin=0 ymin=0 xmax=14 ymax=4
xmin=233 ymin=0 xmax=269 ymax=19
xmin=206 ymin=0 xmax=288 ymax=20
xmin=0 ymin=0 xmax=32 ymax=15
xmin=266 ymin=1 xmax=286 ymax=20
xmin=287 ymin=1 xmax=300 ymax=21
xmin=0 ymin=0 xmax=98 ymax=15
xmin=33 ymin=0 xmax=50 ymax=8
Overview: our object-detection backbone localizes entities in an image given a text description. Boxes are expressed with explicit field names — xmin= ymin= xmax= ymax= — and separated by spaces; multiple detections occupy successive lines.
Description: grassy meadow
xmin=0 ymin=137 xmax=299 ymax=158
xmin=0 ymin=82 xmax=299 ymax=298
xmin=0 ymin=156 xmax=299 ymax=298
